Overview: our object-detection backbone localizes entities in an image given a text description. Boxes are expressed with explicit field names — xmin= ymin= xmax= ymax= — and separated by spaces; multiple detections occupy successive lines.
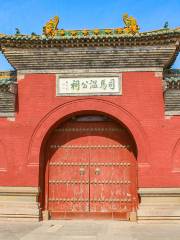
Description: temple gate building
xmin=0 ymin=15 xmax=180 ymax=221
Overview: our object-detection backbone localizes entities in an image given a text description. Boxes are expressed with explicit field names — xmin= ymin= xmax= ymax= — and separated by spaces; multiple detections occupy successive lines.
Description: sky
xmin=0 ymin=0 xmax=179 ymax=70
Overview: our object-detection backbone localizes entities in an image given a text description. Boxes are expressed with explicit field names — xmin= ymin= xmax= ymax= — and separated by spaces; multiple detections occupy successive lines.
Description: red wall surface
xmin=0 ymin=71 xmax=180 ymax=188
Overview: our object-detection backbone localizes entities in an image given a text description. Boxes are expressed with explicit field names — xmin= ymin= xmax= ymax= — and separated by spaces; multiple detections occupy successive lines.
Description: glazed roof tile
xmin=0 ymin=28 xmax=179 ymax=39
xmin=164 ymin=69 xmax=180 ymax=83
xmin=0 ymin=71 xmax=16 ymax=86
xmin=0 ymin=28 xmax=180 ymax=48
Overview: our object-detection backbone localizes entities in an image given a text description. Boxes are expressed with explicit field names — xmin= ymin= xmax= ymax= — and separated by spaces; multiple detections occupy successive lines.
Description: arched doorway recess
xmin=44 ymin=113 xmax=138 ymax=220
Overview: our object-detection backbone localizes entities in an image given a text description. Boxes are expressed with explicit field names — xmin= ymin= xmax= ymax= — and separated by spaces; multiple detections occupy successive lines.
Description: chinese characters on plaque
xmin=56 ymin=76 xmax=122 ymax=96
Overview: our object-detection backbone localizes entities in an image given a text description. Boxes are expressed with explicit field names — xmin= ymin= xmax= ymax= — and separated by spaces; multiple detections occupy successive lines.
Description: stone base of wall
xmin=137 ymin=188 xmax=180 ymax=221
xmin=1 ymin=187 xmax=180 ymax=221
xmin=0 ymin=186 xmax=40 ymax=221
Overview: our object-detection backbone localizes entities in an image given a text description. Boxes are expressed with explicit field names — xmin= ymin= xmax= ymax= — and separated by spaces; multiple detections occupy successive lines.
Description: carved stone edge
xmin=137 ymin=188 xmax=180 ymax=221
xmin=0 ymin=186 xmax=39 ymax=196
xmin=165 ymin=111 xmax=180 ymax=116
xmin=0 ymin=113 xmax=15 ymax=117
xmin=0 ymin=186 xmax=40 ymax=221
xmin=17 ymin=73 xmax=25 ymax=81
xmin=155 ymin=72 xmax=163 ymax=78
xmin=138 ymin=187 xmax=180 ymax=196
xmin=18 ymin=67 xmax=163 ymax=75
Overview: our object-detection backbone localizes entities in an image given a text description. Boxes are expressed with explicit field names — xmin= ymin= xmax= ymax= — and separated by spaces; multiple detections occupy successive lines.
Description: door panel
xmin=47 ymin=124 xmax=90 ymax=213
xmin=89 ymin=132 xmax=136 ymax=213
xmin=46 ymin=118 xmax=138 ymax=219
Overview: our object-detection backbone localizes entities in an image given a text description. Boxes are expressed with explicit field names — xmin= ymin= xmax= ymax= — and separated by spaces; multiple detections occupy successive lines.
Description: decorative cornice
xmin=17 ymin=68 xmax=163 ymax=75
xmin=0 ymin=28 xmax=180 ymax=49
xmin=0 ymin=71 xmax=17 ymax=93
xmin=164 ymin=69 xmax=180 ymax=89
xmin=42 ymin=14 xmax=139 ymax=37
xmin=0 ymin=71 xmax=16 ymax=81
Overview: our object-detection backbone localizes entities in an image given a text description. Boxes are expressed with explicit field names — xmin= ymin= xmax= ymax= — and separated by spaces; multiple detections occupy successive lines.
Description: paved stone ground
xmin=0 ymin=220 xmax=180 ymax=240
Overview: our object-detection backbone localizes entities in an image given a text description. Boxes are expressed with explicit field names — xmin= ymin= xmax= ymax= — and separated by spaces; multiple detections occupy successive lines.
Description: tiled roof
xmin=0 ymin=28 xmax=180 ymax=39
xmin=164 ymin=69 xmax=180 ymax=86
xmin=0 ymin=71 xmax=16 ymax=86
xmin=0 ymin=28 xmax=180 ymax=49
xmin=164 ymin=69 xmax=180 ymax=113
xmin=0 ymin=71 xmax=16 ymax=116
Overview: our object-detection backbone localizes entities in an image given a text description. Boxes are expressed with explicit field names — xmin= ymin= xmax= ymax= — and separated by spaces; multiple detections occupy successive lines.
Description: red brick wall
xmin=0 ymin=72 xmax=180 ymax=188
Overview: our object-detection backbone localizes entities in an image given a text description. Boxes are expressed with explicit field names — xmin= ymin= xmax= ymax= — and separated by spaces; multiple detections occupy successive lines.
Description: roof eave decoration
xmin=0 ymin=13 xmax=179 ymax=48
xmin=0 ymin=14 xmax=179 ymax=70
xmin=43 ymin=14 xmax=140 ymax=38
xmin=0 ymin=71 xmax=17 ymax=94
xmin=164 ymin=69 xmax=180 ymax=89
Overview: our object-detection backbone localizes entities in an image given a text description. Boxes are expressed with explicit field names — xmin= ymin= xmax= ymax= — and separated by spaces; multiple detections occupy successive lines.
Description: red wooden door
xmin=46 ymin=122 xmax=90 ymax=217
xmin=89 ymin=122 xmax=137 ymax=219
xmin=45 ymin=117 xmax=137 ymax=219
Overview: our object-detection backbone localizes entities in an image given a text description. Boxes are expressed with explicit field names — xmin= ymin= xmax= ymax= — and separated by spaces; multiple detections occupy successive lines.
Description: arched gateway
xmin=0 ymin=14 xmax=180 ymax=222
xmin=43 ymin=114 xmax=138 ymax=220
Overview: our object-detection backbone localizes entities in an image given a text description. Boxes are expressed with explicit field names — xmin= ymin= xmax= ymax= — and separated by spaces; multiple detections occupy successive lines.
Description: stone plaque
xmin=56 ymin=76 xmax=122 ymax=96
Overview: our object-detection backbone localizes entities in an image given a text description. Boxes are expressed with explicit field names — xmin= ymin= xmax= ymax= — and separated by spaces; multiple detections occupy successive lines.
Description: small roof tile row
xmin=0 ymin=28 xmax=180 ymax=49
xmin=0 ymin=71 xmax=16 ymax=86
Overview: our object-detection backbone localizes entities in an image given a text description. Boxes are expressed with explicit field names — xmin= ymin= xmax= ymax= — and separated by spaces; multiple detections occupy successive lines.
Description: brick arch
xmin=27 ymin=98 xmax=150 ymax=169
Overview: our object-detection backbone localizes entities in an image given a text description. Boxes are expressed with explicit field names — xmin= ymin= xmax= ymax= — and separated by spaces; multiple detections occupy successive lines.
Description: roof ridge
xmin=0 ymin=27 xmax=180 ymax=40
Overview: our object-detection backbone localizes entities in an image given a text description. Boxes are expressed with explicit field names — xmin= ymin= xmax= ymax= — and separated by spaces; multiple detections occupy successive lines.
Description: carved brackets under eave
xmin=0 ymin=83 xmax=17 ymax=116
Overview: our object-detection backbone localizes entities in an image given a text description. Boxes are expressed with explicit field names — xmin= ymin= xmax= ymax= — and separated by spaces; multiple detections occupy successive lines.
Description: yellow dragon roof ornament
xmin=122 ymin=13 xmax=140 ymax=34
xmin=43 ymin=16 xmax=59 ymax=37
xmin=43 ymin=14 xmax=140 ymax=37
